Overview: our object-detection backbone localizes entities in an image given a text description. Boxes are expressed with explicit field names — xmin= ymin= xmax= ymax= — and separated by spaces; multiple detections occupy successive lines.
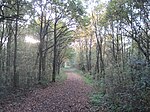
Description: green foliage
xmin=89 ymin=66 xmax=150 ymax=112
xmin=39 ymin=77 xmax=49 ymax=87
xmin=80 ymin=16 xmax=91 ymax=26
xmin=82 ymin=74 xmax=94 ymax=85
xmin=40 ymin=69 xmax=67 ymax=87
xmin=74 ymin=69 xmax=84 ymax=74
xmin=89 ymin=92 xmax=104 ymax=106
xmin=56 ymin=69 xmax=67 ymax=82
xmin=64 ymin=47 xmax=75 ymax=60
xmin=0 ymin=0 xmax=149 ymax=111
xmin=75 ymin=69 xmax=94 ymax=85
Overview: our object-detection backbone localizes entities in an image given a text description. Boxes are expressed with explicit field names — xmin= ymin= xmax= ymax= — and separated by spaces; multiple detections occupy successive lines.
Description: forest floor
xmin=0 ymin=69 xmax=93 ymax=112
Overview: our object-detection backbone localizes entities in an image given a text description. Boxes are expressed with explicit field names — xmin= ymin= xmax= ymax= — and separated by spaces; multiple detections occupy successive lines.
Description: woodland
xmin=0 ymin=0 xmax=150 ymax=111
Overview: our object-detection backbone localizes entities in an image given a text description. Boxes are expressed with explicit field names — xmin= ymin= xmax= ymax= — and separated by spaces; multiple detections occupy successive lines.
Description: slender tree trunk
xmin=120 ymin=28 xmax=125 ymax=71
xmin=95 ymin=44 xmax=100 ymax=75
xmin=94 ymin=23 xmax=105 ymax=78
xmin=0 ymin=21 xmax=5 ymax=72
xmin=38 ymin=10 xmax=44 ymax=83
xmin=111 ymin=22 xmax=116 ymax=62
xmin=13 ymin=0 xmax=19 ymax=87
xmin=52 ymin=9 xmax=57 ymax=82
xmin=79 ymin=39 xmax=84 ymax=70
xmin=89 ymin=34 xmax=92 ymax=75
xmin=116 ymin=23 xmax=120 ymax=63
xmin=146 ymin=38 xmax=149 ymax=64
xmin=85 ymin=38 xmax=89 ymax=72
xmin=42 ymin=52 xmax=47 ymax=77
xmin=6 ymin=22 xmax=12 ymax=86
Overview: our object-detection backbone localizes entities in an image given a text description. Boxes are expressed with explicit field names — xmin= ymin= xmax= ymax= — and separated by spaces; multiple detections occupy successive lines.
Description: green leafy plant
xmin=56 ymin=69 xmax=67 ymax=82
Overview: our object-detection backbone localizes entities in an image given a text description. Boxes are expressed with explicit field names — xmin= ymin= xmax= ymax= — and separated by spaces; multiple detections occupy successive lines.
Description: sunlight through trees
xmin=0 ymin=0 xmax=149 ymax=111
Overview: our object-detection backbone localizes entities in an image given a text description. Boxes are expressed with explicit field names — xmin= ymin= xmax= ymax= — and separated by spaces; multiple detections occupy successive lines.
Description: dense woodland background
xmin=0 ymin=0 xmax=150 ymax=111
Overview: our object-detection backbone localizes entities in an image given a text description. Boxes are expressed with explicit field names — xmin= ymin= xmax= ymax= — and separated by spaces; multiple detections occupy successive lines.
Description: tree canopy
xmin=0 ymin=0 xmax=149 ymax=111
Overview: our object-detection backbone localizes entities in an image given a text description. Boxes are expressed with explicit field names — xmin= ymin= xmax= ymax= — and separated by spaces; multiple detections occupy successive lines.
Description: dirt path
xmin=1 ymin=70 xmax=93 ymax=112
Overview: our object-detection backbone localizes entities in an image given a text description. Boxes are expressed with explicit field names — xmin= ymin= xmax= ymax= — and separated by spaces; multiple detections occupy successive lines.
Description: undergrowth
xmin=74 ymin=69 xmax=94 ymax=85
xmin=75 ymin=67 xmax=150 ymax=112
xmin=56 ymin=69 xmax=67 ymax=82
xmin=74 ymin=69 xmax=105 ymax=111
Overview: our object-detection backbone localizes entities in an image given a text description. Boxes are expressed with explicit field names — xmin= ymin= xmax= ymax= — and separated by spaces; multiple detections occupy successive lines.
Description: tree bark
xmin=38 ymin=9 xmax=44 ymax=83
xmin=52 ymin=8 xmax=57 ymax=82
xmin=13 ymin=0 xmax=19 ymax=87
xmin=89 ymin=34 xmax=92 ymax=75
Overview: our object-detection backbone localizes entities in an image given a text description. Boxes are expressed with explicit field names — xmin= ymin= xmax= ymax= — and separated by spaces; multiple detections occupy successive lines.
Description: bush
xmin=90 ymin=66 xmax=150 ymax=111
xmin=56 ymin=69 xmax=67 ymax=82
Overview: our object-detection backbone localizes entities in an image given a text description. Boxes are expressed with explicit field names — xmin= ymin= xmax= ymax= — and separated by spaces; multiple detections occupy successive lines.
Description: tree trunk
xmin=95 ymin=44 xmax=100 ymax=74
xmin=85 ymin=38 xmax=89 ymax=72
xmin=94 ymin=23 xmax=105 ymax=78
xmin=6 ymin=22 xmax=12 ymax=86
xmin=0 ymin=21 xmax=5 ymax=72
xmin=52 ymin=9 xmax=57 ymax=82
xmin=38 ymin=10 xmax=44 ymax=83
xmin=89 ymin=34 xmax=92 ymax=75
xmin=13 ymin=0 xmax=19 ymax=87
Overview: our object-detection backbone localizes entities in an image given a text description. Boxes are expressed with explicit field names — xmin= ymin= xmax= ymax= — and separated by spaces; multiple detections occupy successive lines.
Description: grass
xmin=66 ymin=68 xmax=107 ymax=110
xmin=82 ymin=74 xmax=94 ymax=85
xmin=39 ymin=69 xmax=67 ymax=87
xmin=59 ymin=68 xmax=104 ymax=109
xmin=89 ymin=92 xmax=105 ymax=106
xmin=74 ymin=69 xmax=94 ymax=86
xmin=73 ymin=69 xmax=105 ymax=109
xmin=56 ymin=69 xmax=67 ymax=82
